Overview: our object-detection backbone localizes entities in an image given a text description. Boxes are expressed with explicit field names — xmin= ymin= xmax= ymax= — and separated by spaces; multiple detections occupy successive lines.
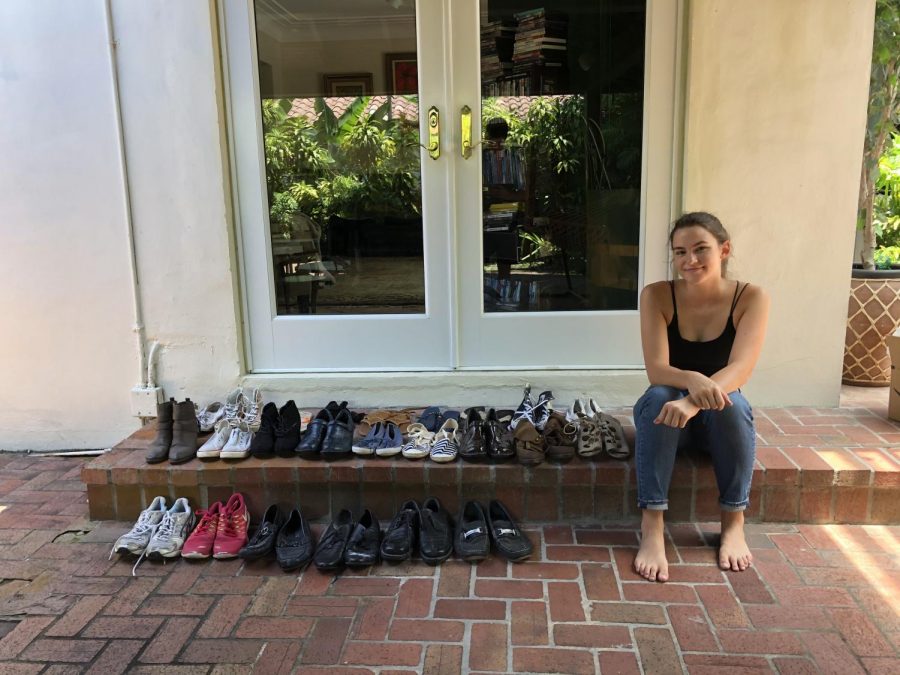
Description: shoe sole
xmin=352 ymin=446 xmax=376 ymax=456
xmin=196 ymin=451 xmax=222 ymax=460
xmin=460 ymin=553 xmax=489 ymax=562
xmin=375 ymin=447 xmax=402 ymax=457
xmin=496 ymin=551 xmax=532 ymax=563
xmin=169 ymin=455 xmax=196 ymax=465
xmin=279 ymin=559 xmax=312 ymax=572
xmin=295 ymin=450 xmax=320 ymax=460
xmin=181 ymin=551 xmax=212 ymax=560
xmin=146 ymin=551 xmax=182 ymax=561
xmin=212 ymin=551 xmax=240 ymax=559
xmin=145 ymin=456 xmax=167 ymax=464
xmin=321 ymin=451 xmax=352 ymax=461
xmin=220 ymin=452 xmax=250 ymax=460
xmin=430 ymin=455 xmax=457 ymax=463
xmin=420 ymin=549 xmax=453 ymax=565
xmin=402 ymin=451 xmax=428 ymax=460
xmin=380 ymin=550 xmax=412 ymax=562
xmin=314 ymin=561 xmax=344 ymax=572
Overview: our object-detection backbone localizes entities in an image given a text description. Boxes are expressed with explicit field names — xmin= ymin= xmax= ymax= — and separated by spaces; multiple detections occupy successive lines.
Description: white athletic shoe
xmin=197 ymin=419 xmax=231 ymax=459
xmin=220 ymin=422 xmax=252 ymax=460
xmin=109 ymin=496 xmax=167 ymax=558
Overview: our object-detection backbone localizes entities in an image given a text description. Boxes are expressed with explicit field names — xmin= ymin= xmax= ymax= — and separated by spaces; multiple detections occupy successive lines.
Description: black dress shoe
xmin=239 ymin=503 xmax=285 ymax=560
xmin=295 ymin=401 xmax=344 ymax=459
xmin=344 ymin=509 xmax=381 ymax=568
xmin=275 ymin=507 xmax=315 ymax=571
xmin=274 ymin=400 xmax=302 ymax=458
xmin=458 ymin=408 xmax=487 ymax=462
xmin=321 ymin=407 xmax=355 ymax=460
xmin=486 ymin=499 xmax=532 ymax=562
xmin=250 ymin=402 xmax=279 ymax=459
xmin=419 ymin=497 xmax=453 ymax=565
xmin=381 ymin=500 xmax=420 ymax=562
xmin=313 ymin=509 xmax=354 ymax=571
xmin=454 ymin=501 xmax=490 ymax=562
xmin=484 ymin=409 xmax=515 ymax=461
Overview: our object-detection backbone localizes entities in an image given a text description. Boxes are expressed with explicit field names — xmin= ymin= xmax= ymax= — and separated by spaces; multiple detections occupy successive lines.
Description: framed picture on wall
xmin=322 ymin=73 xmax=373 ymax=96
xmin=384 ymin=52 xmax=418 ymax=94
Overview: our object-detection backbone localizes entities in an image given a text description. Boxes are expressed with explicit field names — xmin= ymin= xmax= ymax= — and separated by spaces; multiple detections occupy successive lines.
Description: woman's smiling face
xmin=671 ymin=225 xmax=730 ymax=281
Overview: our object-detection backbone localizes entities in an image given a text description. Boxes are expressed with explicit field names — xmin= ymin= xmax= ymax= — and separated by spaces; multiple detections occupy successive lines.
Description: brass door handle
xmin=419 ymin=106 xmax=440 ymax=160
xmin=461 ymin=105 xmax=480 ymax=159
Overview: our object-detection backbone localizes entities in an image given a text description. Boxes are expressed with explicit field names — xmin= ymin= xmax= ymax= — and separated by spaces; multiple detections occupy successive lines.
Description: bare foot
xmin=719 ymin=510 xmax=752 ymax=571
xmin=634 ymin=510 xmax=669 ymax=582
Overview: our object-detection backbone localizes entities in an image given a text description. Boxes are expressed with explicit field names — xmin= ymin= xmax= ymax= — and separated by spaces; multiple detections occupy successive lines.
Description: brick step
xmin=81 ymin=414 xmax=900 ymax=525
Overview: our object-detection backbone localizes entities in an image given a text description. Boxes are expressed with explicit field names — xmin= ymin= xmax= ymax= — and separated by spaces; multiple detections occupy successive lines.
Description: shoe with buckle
xmin=419 ymin=497 xmax=453 ymax=565
xmin=486 ymin=499 xmax=532 ymax=562
xmin=274 ymin=400 xmax=303 ymax=458
xmin=249 ymin=402 xmax=278 ymax=459
xmin=542 ymin=411 xmax=577 ymax=462
xmin=182 ymin=501 xmax=223 ymax=559
xmin=275 ymin=507 xmax=314 ymax=571
xmin=514 ymin=418 xmax=545 ymax=466
xmin=344 ymin=509 xmax=382 ymax=568
xmin=454 ymin=501 xmax=489 ymax=562
xmin=213 ymin=493 xmax=250 ymax=559
xmin=314 ymin=508 xmax=354 ymax=571
xmin=458 ymin=407 xmax=487 ymax=462
xmin=381 ymin=500 xmax=420 ymax=562
xmin=484 ymin=408 xmax=515 ymax=460
xmin=239 ymin=504 xmax=285 ymax=561
xmin=321 ymin=407 xmax=355 ymax=460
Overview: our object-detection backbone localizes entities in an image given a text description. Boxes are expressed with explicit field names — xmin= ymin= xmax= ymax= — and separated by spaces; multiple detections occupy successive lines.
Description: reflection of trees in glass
xmin=261 ymin=97 xmax=421 ymax=236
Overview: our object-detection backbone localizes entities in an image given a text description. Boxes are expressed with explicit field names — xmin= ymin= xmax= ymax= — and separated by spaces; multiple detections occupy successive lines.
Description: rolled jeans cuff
xmin=719 ymin=500 xmax=748 ymax=512
xmin=638 ymin=501 xmax=668 ymax=511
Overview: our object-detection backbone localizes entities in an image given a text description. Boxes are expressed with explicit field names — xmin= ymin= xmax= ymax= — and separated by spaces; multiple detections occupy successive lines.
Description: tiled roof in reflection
xmin=285 ymin=95 xmax=541 ymax=122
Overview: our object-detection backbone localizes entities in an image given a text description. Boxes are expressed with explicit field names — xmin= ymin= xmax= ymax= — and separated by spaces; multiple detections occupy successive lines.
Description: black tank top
xmin=667 ymin=281 xmax=747 ymax=377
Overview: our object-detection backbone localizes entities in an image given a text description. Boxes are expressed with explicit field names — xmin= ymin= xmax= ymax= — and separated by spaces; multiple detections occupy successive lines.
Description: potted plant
xmin=843 ymin=0 xmax=900 ymax=386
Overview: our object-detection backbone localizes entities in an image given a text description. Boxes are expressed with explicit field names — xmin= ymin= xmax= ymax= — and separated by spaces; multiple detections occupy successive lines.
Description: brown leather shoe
xmin=542 ymin=411 xmax=576 ymax=462
xmin=514 ymin=419 xmax=545 ymax=466
xmin=145 ymin=399 xmax=174 ymax=464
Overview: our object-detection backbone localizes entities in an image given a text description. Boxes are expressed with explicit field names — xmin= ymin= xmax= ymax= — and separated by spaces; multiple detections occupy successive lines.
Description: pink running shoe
xmin=181 ymin=502 xmax=222 ymax=559
xmin=213 ymin=493 xmax=250 ymax=559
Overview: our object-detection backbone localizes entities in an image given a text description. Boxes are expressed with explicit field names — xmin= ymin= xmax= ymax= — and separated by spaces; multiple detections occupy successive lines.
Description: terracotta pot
xmin=842 ymin=268 xmax=900 ymax=386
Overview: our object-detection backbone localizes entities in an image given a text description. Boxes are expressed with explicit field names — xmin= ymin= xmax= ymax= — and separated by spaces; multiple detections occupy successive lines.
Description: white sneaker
xmin=220 ymin=422 xmax=252 ymax=460
xmin=430 ymin=419 xmax=459 ymax=463
xmin=197 ymin=402 xmax=225 ymax=432
xmin=197 ymin=419 xmax=231 ymax=459
xmin=401 ymin=423 xmax=433 ymax=460
xmin=109 ymin=496 xmax=167 ymax=558
xmin=242 ymin=387 xmax=263 ymax=432
xmin=144 ymin=498 xmax=194 ymax=562
xmin=223 ymin=387 xmax=243 ymax=424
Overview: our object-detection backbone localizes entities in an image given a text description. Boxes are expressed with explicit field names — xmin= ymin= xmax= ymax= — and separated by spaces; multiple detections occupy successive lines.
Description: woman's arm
xmin=709 ymin=284 xmax=770 ymax=392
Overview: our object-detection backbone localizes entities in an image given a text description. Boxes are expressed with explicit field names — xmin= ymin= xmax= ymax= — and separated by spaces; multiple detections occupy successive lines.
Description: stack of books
xmin=512 ymin=8 xmax=568 ymax=68
xmin=483 ymin=202 xmax=521 ymax=232
xmin=481 ymin=20 xmax=516 ymax=83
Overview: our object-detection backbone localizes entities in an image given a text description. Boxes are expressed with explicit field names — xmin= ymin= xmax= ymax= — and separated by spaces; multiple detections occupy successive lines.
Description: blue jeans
xmin=633 ymin=385 xmax=756 ymax=512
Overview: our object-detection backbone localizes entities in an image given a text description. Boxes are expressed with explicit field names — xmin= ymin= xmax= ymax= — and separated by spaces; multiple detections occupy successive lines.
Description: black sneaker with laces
xmin=531 ymin=390 xmax=554 ymax=431
xmin=274 ymin=400 xmax=302 ymax=457
xmin=486 ymin=499 xmax=532 ymax=562
xmin=249 ymin=402 xmax=279 ymax=459
xmin=381 ymin=500 xmax=420 ymax=562
xmin=344 ymin=509 xmax=381 ymax=568
xmin=419 ymin=497 xmax=453 ymax=565
xmin=313 ymin=508 xmax=354 ymax=571
xmin=454 ymin=501 xmax=490 ymax=562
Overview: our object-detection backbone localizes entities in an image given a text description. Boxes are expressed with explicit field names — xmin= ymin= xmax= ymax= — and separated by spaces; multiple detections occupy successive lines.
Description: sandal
xmin=514 ymin=419 xmax=545 ymax=466
xmin=542 ymin=411 xmax=577 ymax=462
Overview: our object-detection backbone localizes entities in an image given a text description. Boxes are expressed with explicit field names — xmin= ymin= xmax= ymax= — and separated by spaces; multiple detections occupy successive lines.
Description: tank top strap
xmin=730 ymin=281 xmax=747 ymax=316
xmin=669 ymin=280 xmax=677 ymax=319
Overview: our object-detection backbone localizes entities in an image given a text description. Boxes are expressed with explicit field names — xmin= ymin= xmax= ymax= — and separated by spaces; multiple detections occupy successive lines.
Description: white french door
xmin=222 ymin=0 xmax=680 ymax=372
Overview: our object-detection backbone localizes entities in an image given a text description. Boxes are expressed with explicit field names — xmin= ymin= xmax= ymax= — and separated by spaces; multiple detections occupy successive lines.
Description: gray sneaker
xmin=145 ymin=498 xmax=195 ymax=562
xmin=109 ymin=496 xmax=167 ymax=558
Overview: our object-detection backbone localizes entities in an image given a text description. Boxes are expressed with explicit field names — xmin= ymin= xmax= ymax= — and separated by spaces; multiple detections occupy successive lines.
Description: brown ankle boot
xmin=146 ymin=399 xmax=174 ymax=464
xmin=169 ymin=399 xmax=200 ymax=464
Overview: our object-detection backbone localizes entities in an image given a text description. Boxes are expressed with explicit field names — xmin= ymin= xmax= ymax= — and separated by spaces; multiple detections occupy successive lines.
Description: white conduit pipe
xmin=104 ymin=0 xmax=148 ymax=388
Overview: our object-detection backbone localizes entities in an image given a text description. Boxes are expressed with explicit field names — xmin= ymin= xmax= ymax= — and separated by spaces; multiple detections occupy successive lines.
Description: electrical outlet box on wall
xmin=130 ymin=386 xmax=164 ymax=417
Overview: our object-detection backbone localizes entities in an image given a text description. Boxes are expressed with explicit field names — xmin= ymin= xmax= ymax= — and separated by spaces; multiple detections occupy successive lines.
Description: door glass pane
xmin=254 ymin=0 xmax=424 ymax=315
xmin=480 ymin=1 xmax=645 ymax=312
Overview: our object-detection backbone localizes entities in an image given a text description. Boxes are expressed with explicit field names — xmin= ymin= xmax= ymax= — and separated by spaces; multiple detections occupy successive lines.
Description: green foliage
xmin=874 ymin=245 xmax=900 ymax=268
xmin=261 ymin=96 xmax=421 ymax=232
xmin=875 ymin=133 xmax=900 ymax=246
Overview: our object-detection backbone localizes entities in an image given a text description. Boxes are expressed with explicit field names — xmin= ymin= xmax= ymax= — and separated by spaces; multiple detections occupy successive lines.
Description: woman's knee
xmin=634 ymin=385 xmax=684 ymax=419
xmin=718 ymin=392 xmax=753 ymax=425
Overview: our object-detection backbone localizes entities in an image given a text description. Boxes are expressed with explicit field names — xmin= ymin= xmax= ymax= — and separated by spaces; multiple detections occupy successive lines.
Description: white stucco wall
xmin=682 ymin=0 xmax=875 ymax=406
xmin=0 ymin=0 xmax=139 ymax=449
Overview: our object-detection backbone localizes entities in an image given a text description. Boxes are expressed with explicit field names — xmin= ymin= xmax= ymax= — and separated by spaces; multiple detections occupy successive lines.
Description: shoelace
xmin=243 ymin=393 xmax=262 ymax=425
xmin=108 ymin=510 xmax=158 ymax=560
xmin=404 ymin=426 xmax=433 ymax=448
xmin=131 ymin=512 xmax=179 ymax=576
xmin=192 ymin=508 xmax=218 ymax=535
xmin=531 ymin=393 xmax=553 ymax=430
xmin=218 ymin=510 xmax=245 ymax=539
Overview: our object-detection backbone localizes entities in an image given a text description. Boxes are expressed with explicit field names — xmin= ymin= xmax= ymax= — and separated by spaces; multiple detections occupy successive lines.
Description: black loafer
xmin=454 ymin=501 xmax=490 ymax=562
xmin=321 ymin=407 xmax=355 ymax=460
xmin=275 ymin=507 xmax=314 ymax=571
xmin=295 ymin=401 xmax=344 ymax=459
xmin=239 ymin=503 xmax=285 ymax=560
xmin=486 ymin=499 xmax=532 ymax=562
xmin=313 ymin=509 xmax=354 ymax=572
xmin=381 ymin=500 xmax=420 ymax=562
xmin=484 ymin=409 xmax=515 ymax=460
xmin=344 ymin=509 xmax=381 ymax=568
xmin=458 ymin=408 xmax=487 ymax=462
xmin=419 ymin=497 xmax=453 ymax=565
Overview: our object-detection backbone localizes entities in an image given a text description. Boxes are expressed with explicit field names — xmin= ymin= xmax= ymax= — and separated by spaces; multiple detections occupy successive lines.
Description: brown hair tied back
xmin=669 ymin=211 xmax=732 ymax=276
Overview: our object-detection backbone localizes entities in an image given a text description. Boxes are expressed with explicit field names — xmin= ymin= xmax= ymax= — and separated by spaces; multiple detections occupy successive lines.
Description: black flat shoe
xmin=275 ymin=507 xmax=314 ymax=571
xmin=454 ymin=501 xmax=489 ymax=562
xmin=239 ymin=503 xmax=285 ymax=560
xmin=486 ymin=499 xmax=532 ymax=562
xmin=295 ymin=401 xmax=344 ymax=459
xmin=419 ymin=497 xmax=453 ymax=565
xmin=313 ymin=509 xmax=354 ymax=572
xmin=274 ymin=400 xmax=302 ymax=458
xmin=249 ymin=402 xmax=279 ymax=459
xmin=484 ymin=408 xmax=515 ymax=461
xmin=381 ymin=500 xmax=420 ymax=562
xmin=321 ymin=407 xmax=355 ymax=460
xmin=344 ymin=509 xmax=381 ymax=568
xmin=458 ymin=408 xmax=487 ymax=462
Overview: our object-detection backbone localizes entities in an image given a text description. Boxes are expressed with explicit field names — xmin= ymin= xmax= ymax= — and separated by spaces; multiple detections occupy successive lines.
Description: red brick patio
xmin=0 ymin=386 xmax=898 ymax=673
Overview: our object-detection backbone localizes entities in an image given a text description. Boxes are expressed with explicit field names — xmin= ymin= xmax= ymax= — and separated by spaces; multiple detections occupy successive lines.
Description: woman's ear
xmin=720 ymin=240 xmax=732 ymax=261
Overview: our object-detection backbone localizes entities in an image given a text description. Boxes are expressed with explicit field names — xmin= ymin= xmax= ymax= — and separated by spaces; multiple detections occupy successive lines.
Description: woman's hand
xmin=685 ymin=373 xmax=732 ymax=411
xmin=654 ymin=397 xmax=701 ymax=428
